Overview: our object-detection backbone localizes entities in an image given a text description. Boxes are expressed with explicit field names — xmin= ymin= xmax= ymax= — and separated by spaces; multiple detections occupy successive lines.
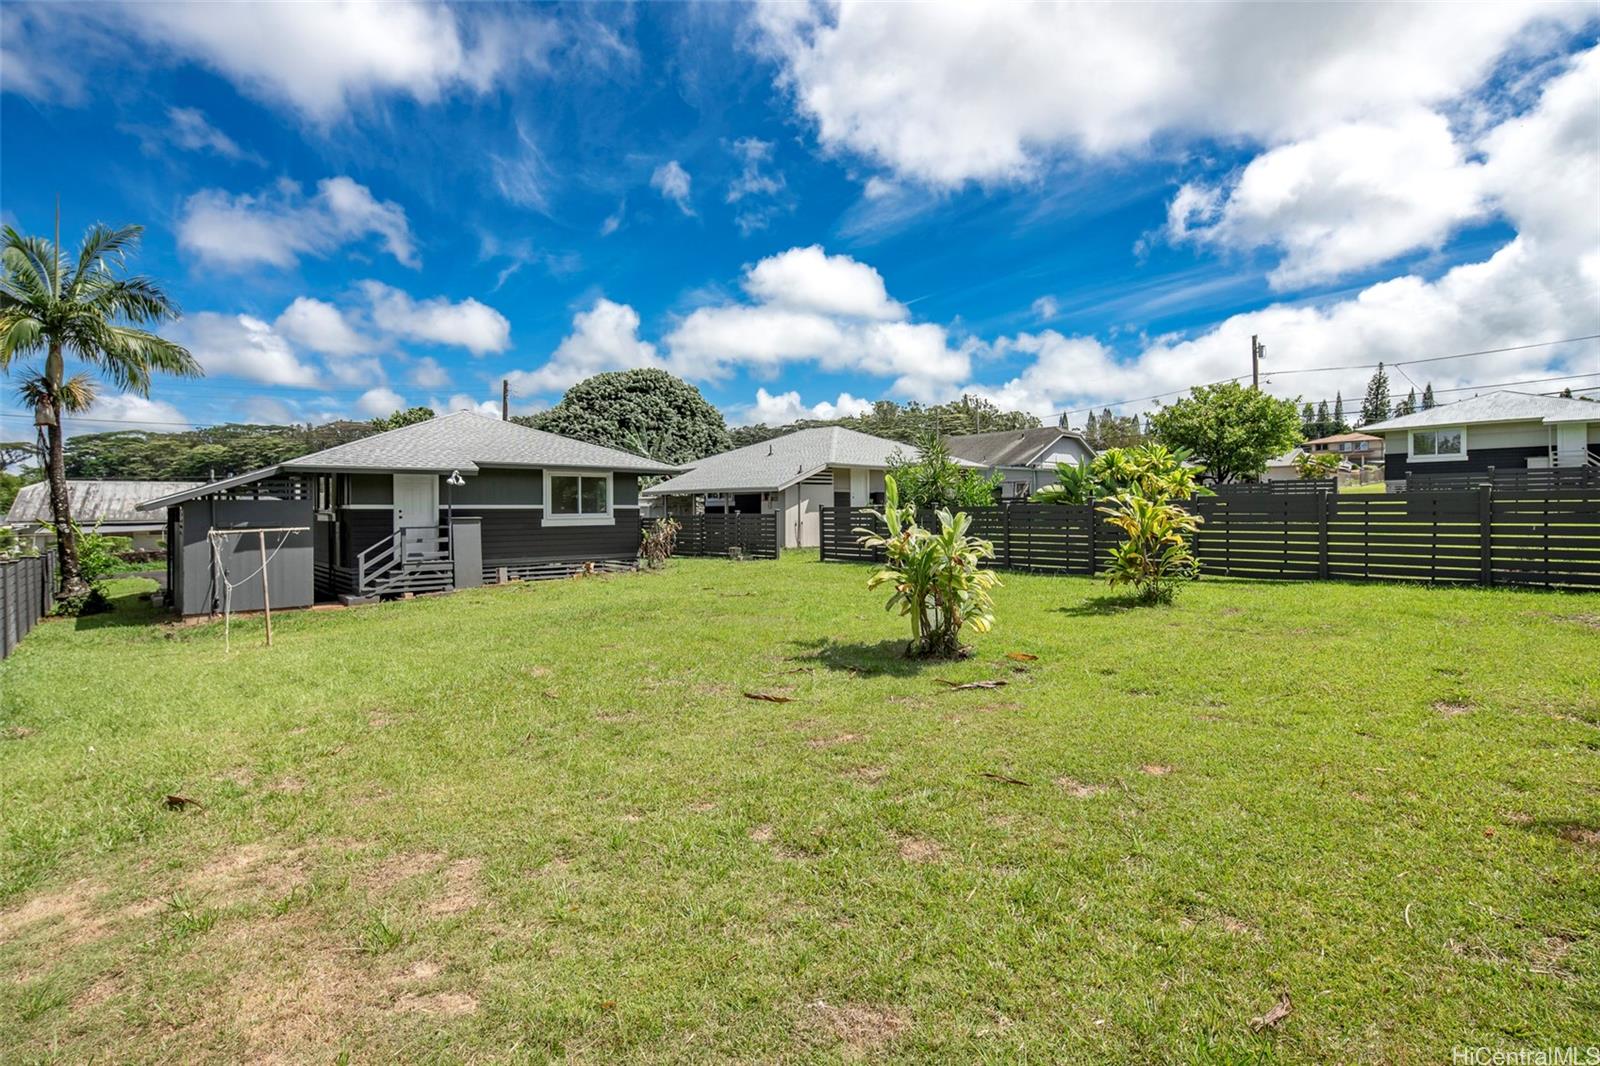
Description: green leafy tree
xmin=856 ymin=474 xmax=1001 ymax=658
xmin=0 ymin=223 xmax=199 ymax=596
xmin=1293 ymin=451 xmax=1342 ymax=479
xmin=1360 ymin=364 xmax=1391 ymax=425
xmin=886 ymin=429 xmax=1000 ymax=511
xmin=520 ymin=369 xmax=730 ymax=465
xmin=1393 ymin=387 xmax=1417 ymax=417
xmin=1421 ymin=383 xmax=1436 ymax=409
xmin=1081 ymin=406 xmax=1147 ymax=450
xmin=1300 ymin=402 xmax=1316 ymax=437
xmin=1147 ymin=382 xmax=1302 ymax=483
xmin=369 ymin=406 xmax=435 ymax=432
xmin=1098 ymin=494 xmax=1202 ymax=605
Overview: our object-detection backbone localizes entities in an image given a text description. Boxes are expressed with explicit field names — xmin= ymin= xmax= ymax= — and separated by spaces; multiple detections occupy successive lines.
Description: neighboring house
xmin=136 ymin=411 xmax=679 ymax=616
xmin=943 ymin=428 xmax=1097 ymax=499
xmin=1261 ymin=448 xmax=1351 ymax=482
xmin=1304 ymin=431 xmax=1384 ymax=465
xmin=5 ymin=479 xmax=203 ymax=553
xmin=641 ymin=427 xmax=908 ymax=549
xmin=1360 ymin=390 xmax=1600 ymax=482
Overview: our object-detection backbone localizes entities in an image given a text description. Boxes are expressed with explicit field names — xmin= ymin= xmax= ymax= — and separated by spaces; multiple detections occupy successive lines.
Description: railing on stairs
xmin=354 ymin=525 xmax=454 ymax=597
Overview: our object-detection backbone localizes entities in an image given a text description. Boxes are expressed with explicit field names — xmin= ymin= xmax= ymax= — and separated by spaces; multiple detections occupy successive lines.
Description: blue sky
xmin=2 ymin=2 xmax=1597 ymax=438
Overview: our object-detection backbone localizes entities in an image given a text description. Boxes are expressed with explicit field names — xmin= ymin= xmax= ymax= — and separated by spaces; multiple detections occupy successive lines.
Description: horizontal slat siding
xmin=818 ymin=487 xmax=1600 ymax=590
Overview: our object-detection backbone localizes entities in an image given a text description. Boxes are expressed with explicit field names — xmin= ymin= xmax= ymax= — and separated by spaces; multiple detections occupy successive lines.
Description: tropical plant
xmin=1147 ymin=382 xmax=1302 ymax=483
xmin=857 ymin=475 xmax=1001 ymax=658
xmin=1293 ymin=451 xmax=1341 ymax=480
xmin=1033 ymin=443 xmax=1209 ymax=505
xmin=886 ymin=429 xmax=1000 ymax=511
xmin=639 ymin=516 xmax=680 ymax=569
xmin=1097 ymin=494 xmax=1203 ymax=605
xmin=0 ymin=222 xmax=199 ymax=596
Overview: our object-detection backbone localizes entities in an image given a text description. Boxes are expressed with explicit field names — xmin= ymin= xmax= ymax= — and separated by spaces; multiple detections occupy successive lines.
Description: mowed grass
xmin=1 ymin=553 xmax=1597 ymax=1063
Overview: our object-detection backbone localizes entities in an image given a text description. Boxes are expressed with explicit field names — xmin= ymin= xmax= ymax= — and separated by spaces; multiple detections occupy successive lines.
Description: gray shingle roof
xmin=276 ymin=410 xmax=680 ymax=475
xmin=944 ymin=428 xmax=1092 ymax=467
xmin=6 ymin=480 xmax=203 ymax=525
xmin=643 ymin=427 xmax=910 ymax=495
xmin=1360 ymin=391 xmax=1600 ymax=432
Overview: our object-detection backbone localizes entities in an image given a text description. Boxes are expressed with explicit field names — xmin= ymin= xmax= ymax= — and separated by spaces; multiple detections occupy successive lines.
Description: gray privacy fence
xmin=820 ymin=487 xmax=1600 ymax=589
xmin=671 ymin=513 xmax=780 ymax=560
xmin=1 ymin=555 xmax=55 ymax=661
xmin=1405 ymin=466 xmax=1600 ymax=493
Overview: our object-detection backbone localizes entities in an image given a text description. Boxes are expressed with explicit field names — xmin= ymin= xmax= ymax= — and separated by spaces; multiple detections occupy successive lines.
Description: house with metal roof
xmin=5 ymin=479 xmax=203 ymax=552
xmin=943 ymin=428 xmax=1096 ymax=499
xmin=136 ymin=411 xmax=680 ymax=616
xmin=1359 ymin=390 xmax=1600 ymax=482
xmin=641 ymin=427 xmax=910 ymax=548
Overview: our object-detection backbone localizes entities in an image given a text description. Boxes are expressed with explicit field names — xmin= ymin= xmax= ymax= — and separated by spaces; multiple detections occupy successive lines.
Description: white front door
xmin=393 ymin=474 xmax=438 ymax=558
xmin=1555 ymin=423 xmax=1589 ymax=468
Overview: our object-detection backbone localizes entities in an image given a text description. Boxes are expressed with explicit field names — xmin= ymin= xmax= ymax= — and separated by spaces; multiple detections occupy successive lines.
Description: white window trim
xmin=543 ymin=469 xmax=615 ymax=526
xmin=1408 ymin=426 xmax=1468 ymax=462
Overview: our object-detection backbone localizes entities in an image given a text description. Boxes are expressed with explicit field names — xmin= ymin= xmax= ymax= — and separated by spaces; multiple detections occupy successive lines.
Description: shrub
xmin=52 ymin=522 xmax=131 ymax=616
xmin=857 ymin=475 xmax=1001 ymax=658
xmin=1293 ymin=451 xmax=1342 ymax=480
xmin=887 ymin=429 xmax=1001 ymax=511
xmin=640 ymin=516 xmax=680 ymax=569
xmin=1033 ymin=444 xmax=1208 ymax=505
xmin=1097 ymin=494 xmax=1203 ymax=605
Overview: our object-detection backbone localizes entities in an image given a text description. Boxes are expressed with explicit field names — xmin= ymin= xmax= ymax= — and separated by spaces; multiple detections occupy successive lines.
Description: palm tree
xmin=0 ymin=222 xmax=199 ymax=596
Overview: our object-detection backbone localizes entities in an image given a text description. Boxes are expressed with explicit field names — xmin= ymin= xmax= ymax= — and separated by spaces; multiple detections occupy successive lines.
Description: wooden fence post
xmin=1478 ymin=482 xmax=1493 ymax=587
xmin=1001 ymin=504 xmax=1012 ymax=569
xmin=1084 ymin=499 xmax=1096 ymax=576
xmin=1317 ymin=491 xmax=1330 ymax=580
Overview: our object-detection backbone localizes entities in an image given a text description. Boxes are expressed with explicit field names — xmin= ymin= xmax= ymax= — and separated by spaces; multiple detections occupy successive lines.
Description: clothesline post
xmin=258 ymin=529 xmax=273 ymax=647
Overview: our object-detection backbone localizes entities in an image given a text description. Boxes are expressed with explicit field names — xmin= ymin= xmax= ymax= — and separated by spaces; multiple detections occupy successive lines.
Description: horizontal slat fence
xmin=1211 ymin=478 xmax=1339 ymax=496
xmin=1 ymin=555 xmax=55 ymax=661
xmin=673 ymin=513 xmax=780 ymax=560
xmin=820 ymin=487 xmax=1600 ymax=589
xmin=1406 ymin=465 xmax=1600 ymax=493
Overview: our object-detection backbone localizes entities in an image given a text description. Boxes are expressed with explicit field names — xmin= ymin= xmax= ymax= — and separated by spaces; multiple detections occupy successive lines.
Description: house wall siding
xmin=1385 ymin=444 xmax=1549 ymax=480
xmin=453 ymin=507 xmax=642 ymax=564
xmin=175 ymin=497 xmax=315 ymax=616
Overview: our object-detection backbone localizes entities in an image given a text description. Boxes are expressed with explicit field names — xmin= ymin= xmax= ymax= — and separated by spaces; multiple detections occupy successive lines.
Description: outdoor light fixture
xmin=446 ymin=469 xmax=465 ymax=526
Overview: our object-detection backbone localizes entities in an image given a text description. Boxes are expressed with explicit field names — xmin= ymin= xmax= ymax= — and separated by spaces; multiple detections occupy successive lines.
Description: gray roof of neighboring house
xmin=6 ymin=479 xmax=203 ymax=526
xmin=1360 ymin=390 xmax=1600 ymax=432
xmin=643 ymin=427 xmax=911 ymax=496
xmin=137 ymin=411 xmax=678 ymax=511
xmin=944 ymin=427 xmax=1094 ymax=468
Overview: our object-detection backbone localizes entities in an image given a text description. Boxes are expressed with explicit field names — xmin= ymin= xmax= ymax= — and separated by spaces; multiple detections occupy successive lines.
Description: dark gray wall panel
xmin=177 ymin=498 xmax=314 ymax=615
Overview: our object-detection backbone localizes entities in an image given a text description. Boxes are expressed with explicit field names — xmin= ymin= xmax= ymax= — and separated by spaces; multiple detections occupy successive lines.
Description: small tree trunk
xmin=44 ymin=392 xmax=86 ymax=598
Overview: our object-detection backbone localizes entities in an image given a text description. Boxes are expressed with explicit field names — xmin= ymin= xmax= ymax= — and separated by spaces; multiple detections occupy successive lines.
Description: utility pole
xmin=501 ymin=379 xmax=509 ymax=420
xmin=1251 ymin=335 xmax=1266 ymax=389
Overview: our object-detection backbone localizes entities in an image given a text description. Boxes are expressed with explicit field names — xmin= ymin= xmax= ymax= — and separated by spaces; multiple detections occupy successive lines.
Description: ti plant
xmin=1097 ymin=493 xmax=1203 ymax=605
xmin=856 ymin=474 xmax=1001 ymax=658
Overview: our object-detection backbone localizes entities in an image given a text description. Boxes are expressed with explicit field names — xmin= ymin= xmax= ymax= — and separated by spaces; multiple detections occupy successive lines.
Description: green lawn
xmin=2 ymin=555 xmax=1597 ymax=1062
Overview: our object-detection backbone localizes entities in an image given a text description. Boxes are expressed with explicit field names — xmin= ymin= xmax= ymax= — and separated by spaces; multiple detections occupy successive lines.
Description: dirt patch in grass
xmin=1557 ymin=612 xmax=1600 ymax=630
xmin=1140 ymin=764 xmax=1175 ymax=777
xmin=842 ymin=766 xmax=887 ymax=785
xmin=0 ymin=879 xmax=108 ymax=946
xmin=1556 ymin=825 xmax=1599 ymax=848
xmin=393 ymin=990 xmax=478 ymax=1015
xmin=270 ymin=776 xmax=308 ymax=795
xmin=425 ymin=858 xmax=483 ymax=917
xmin=749 ymin=825 xmax=775 ymax=844
xmin=360 ymin=851 xmax=446 ymax=893
xmin=809 ymin=999 xmax=910 ymax=1051
xmin=688 ymin=801 xmax=718 ymax=812
xmin=1054 ymin=777 xmax=1107 ymax=798
xmin=1433 ymin=700 xmax=1474 ymax=717
xmin=895 ymin=835 xmax=946 ymax=864
xmin=72 ymin=971 xmax=123 ymax=1012
xmin=186 ymin=844 xmax=309 ymax=904
xmin=807 ymin=732 xmax=865 ymax=749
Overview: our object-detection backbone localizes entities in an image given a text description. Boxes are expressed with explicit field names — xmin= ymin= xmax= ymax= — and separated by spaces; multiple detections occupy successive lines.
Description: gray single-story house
xmin=137 ymin=411 xmax=679 ymax=616
xmin=943 ymin=427 xmax=1096 ymax=498
xmin=5 ymin=479 xmax=203 ymax=552
xmin=1359 ymin=390 xmax=1600 ymax=483
xmin=641 ymin=427 xmax=909 ymax=548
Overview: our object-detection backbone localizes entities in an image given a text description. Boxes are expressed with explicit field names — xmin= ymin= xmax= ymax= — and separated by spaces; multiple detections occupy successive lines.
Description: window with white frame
xmin=1410 ymin=427 xmax=1464 ymax=459
xmin=546 ymin=471 xmax=612 ymax=522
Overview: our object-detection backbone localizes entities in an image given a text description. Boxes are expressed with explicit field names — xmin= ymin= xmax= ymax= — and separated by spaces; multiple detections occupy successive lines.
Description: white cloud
xmin=742 ymin=388 xmax=873 ymax=424
xmin=506 ymin=297 xmax=661 ymax=396
xmin=650 ymin=160 xmax=694 ymax=215
xmin=492 ymin=123 xmax=551 ymax=211
xmin=409 ymin=357 xmax=451 ymax=390
xmin=756 ymin=2 xmax=1581 ymax=186
xmin=740 ymin=244 xmax=905 ymax=320
xmin=600 ymin=200 xmax=626 ymax=236
xmin=175 ymin=312 xmax=320 ymax=386
xmin=70 ymin=393 xmax=190 ymax=433
xmin=323 ymin=356 xmax=387 ymax=389
xmin=360 ymin=282 xmax=511 ymax=355
xmin=178 ymin=176 xmax=418 ymax=269
xmin=726 ymin=137 xmax=788 ymax=234
xmin=1031 ymin=295 xmax=1060 ymax=321
xmin=433 ymin=393 xmax=502 ymax=417
xmin=239 ymin=396 xmax=296 ymax=424
xmin=665 ymin=247 xmax=969 ymax=401
xmin=124 ymin=106 xmax=262 ymax=163
xmin=273 ymin=297 xmax=369 ymax=356
xmin=356 ymin=387 xmax=406 ymax=418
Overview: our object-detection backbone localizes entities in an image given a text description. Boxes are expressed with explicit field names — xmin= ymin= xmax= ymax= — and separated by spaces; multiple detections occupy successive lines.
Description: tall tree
xmin=1300 ymin=402 xmax=1316 ymax=436
xmin=1147 ymin=381 xmax=1302 ymax=483
xmin=1315 ymin=399 xmax=1332 ymax=437
xmin=1360 ymin=364 xmax=1391 ymax=426
xmin=518 ymin=368 xmax=731 ymax=465
xmin=1394 ymin=387 xmax=1417 ymax=417
xmin=1332 ymin=392 xmax=1347 ymax=432
xmin=0 ymin=223 xmax=198 ymax=596
xmin=369 ymin=406 xmax=435 ymax=432
xmin=1420 ymin=382 xmax=1436 ymax=409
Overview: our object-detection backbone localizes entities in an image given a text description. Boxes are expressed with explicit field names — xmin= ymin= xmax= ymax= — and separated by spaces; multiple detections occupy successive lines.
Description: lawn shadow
xmin=786 ymin=636 xmax=948 ymax=678
xmin=1052 ymin=595 xmax=1143 ymax=618
xmin=71 ymin=579 xmax=165 ymax=631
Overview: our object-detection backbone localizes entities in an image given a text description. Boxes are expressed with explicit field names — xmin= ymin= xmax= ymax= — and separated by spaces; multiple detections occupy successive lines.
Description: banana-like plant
xmin=856 ymin=475 xmax=1001 ymax=658
xmin=1097 ymin=493 xmax=1203 ymax=604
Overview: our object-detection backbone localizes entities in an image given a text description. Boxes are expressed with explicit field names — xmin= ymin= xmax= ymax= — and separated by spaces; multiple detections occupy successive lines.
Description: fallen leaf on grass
xmin=163 ymin=794 xmax=202 ymax=810
xmin=978 ymin=771 xmax=1030 ymax=786
xmin=1004 ymin=652 xmax=1038 ymax=662
xmin=744 ymin=692 xmax=796 ymax=703
xmin=1249 ymin=992 xmax=1292 ymax=1032
xmin=934 ymin=679 xmax=1007 ymax=691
